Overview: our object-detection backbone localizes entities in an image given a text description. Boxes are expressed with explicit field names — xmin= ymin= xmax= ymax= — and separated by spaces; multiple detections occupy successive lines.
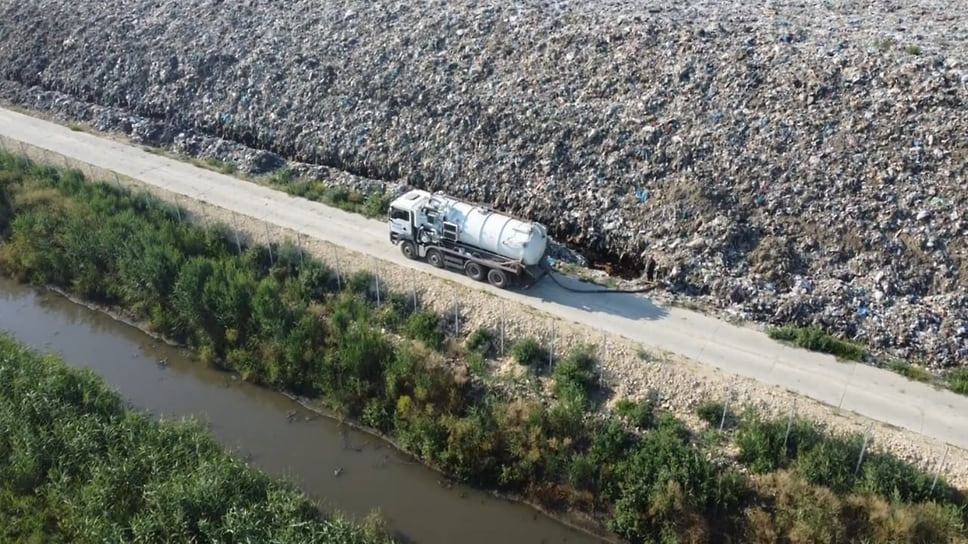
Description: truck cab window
xmin=389 ymin=208 xmax=410 ymax=221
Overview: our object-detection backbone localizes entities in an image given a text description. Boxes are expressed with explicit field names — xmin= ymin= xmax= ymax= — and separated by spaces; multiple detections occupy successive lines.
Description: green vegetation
xmin=510 ymin=338 xmax=547 ymax=367
xmin=735 ymin=414 xmax=959 ymax=502
xmin=948 ymin=368 xmax=968 ymax=396
xmin=465 ymin=327 xmax=494 ymax=354
xmin=405 ymin=310 xmax=444 ymax=350
xmin=2 ymin=152 xmax=967 ymax=543
xmin=192 ymin=156 xmax=238 ymax=175
xmin=551 ymin=345 xmax=600 ymax=408
xmin=889 ymin=359 xmax=934 ymax=383
xmin=262 ymin=168 xmax=391 ymax=220
xmin=768 ymin=325 xmax=866 ymax=362
xmin=696 ymin=400 xmax=737 ymax=430
xmin=0 ymin=334 xmax=389 ymax=543
xmin=614 ymin=398 xmax=656 ymax=430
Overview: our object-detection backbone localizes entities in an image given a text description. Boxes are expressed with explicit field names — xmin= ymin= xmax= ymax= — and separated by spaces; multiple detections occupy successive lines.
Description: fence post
xmin=295 ymin=233 xmax=304 ymax=267
xmin=231 ymin=217 xmax=243 ymax=255
xmin=930 ymin=445 xmax=951 ymax=493
xmin=499 ymin=300 xmax=505 ymax=357
xmin=719 ymin=383 xmax=733 ymax=432
xmin=373 ymin=259 xmax=381 ymax=306
xmin=264 ymin=221 xmax=274 ymax=266
xmin=333 ymin=250 xmax=343 ymax=291
xmin=854 ymin=424 xmax=874 ymax=477
xmin=839 ymin=360 xmax=858 ymax=411
xmin=548 ymin=320 xmax=556 ymax=372
xmin=453 ymin=292 xmax=460 ymax=336
xmin=783 ymin=398 xmax=798 ymax=454
xmin=410 ymin=268 xmax=418 ymax=312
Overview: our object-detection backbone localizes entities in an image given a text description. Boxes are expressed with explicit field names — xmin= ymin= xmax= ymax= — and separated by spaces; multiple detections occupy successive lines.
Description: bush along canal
xmin=0 ymin=330 xmax=392 ymax=543
xmin=1 ymin=151 xmax=967 ymax=543
xmin=0 ymin=277 xmax=598 ymax=544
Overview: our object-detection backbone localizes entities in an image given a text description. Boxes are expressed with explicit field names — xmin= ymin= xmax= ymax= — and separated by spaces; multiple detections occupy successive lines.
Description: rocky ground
xmin=0 ymin=0 xmax=965 ymax=369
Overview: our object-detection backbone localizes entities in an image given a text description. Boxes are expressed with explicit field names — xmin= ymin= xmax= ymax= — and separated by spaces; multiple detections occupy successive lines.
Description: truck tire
xmin=426 ymin=249 xmax=444 ymax=268
xmin=464 ymin=261 xmax=485 ymax=281
xmin=487 ymin=268 xmax=510 ymax=289
xmin=400 ymin=241 xmax=417 ymax=260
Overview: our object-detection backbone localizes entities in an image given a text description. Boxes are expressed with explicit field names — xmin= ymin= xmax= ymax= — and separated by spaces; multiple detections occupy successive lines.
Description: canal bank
xmin=0 ymin=277 xmax=600 ymax=544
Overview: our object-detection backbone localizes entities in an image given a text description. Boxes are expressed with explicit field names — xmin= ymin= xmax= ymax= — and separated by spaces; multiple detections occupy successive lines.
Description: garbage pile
xmin=0 ymin=0 xmax=965 ymax=367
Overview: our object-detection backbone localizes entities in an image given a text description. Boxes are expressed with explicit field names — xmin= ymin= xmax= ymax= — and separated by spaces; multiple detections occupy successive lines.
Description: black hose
xmin=539 ymin=260 xmax=655 ymax=294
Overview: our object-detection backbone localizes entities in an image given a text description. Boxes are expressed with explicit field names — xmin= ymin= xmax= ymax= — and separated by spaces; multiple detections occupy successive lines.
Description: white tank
xmin=433 ymin=194 xmax=548 ymax=266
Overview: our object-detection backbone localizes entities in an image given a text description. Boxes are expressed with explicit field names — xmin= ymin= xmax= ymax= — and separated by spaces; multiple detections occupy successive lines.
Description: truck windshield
xmin=389 ymin=208 xmax=410 ymax=221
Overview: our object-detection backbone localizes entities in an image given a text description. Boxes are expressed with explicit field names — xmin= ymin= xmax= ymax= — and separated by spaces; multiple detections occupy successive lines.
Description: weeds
xmin=768 ymin=325 xmax=865 ymax=361
xmin=947 ymin=368 xmax=968 ymax=396
xmin=511 ymin=338 xmax=547 ymax=367
xmin=889 ymin=360 xmax=934 ymax=383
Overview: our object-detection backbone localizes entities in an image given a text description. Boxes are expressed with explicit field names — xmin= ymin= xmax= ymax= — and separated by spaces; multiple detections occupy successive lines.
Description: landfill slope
xmin=0 ymin=0 xmax=965 ymax=367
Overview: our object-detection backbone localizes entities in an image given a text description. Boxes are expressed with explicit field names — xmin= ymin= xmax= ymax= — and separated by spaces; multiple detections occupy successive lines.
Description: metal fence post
xmin=719 ymin=383 xmax=733 ymax=432
xmin=930 ymin=445 xmax=951 ymax=493
xmin=783 ymin=398 xmax=798 ymax=454
xmin=264 ymin=221 xmax=274 ymax=265
xmin=453 ymin=292 xmax=460 ymax=336
xmin=854 ymin=424 xmax=874 ymax=477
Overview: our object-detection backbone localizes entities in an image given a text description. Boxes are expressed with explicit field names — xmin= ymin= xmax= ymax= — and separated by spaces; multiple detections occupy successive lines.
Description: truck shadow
xmin=522 ymin=273 xmax=669 ymax=322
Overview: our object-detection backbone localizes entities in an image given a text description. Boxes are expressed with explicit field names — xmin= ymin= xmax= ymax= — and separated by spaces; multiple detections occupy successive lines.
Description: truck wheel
xmin=464 ymin=262 xmax=485 ymax=281
xmin=426 ymin=249 xmax=444 ymax=268
xmin=487 ymin=269 xmax=510 ymax=289
xmin=400 ymin=241 xmax=417 ymax=260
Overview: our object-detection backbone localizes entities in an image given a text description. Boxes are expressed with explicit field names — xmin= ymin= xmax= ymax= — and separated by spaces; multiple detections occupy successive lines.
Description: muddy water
xmin=0 ymin=277 xmax=599 ymax=544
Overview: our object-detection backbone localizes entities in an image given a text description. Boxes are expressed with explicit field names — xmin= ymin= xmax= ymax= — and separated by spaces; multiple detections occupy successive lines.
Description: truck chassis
xmin=391 ymin=233 xmax=545 ymax=289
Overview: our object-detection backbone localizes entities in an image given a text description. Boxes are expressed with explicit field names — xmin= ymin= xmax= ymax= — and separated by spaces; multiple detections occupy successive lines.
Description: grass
xmin=768 ymin=325 xmax=866 ymax=362
xmin=190 ymin=156 xmax=238 ymax=175
xmin=888 ymin=359 xmax=934 ymax=383
xmin=947 ymin=368 xmax=968 ymax=396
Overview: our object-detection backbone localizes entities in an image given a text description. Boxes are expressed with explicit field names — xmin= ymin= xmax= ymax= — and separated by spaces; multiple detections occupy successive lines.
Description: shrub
xmin=552 ymin=345 xmax=600 ymax=407
xmin=346 ymin=270 xmax=376 ymax=296
xmin=888 ymin=360 xmax=933 ymax=383
xmin=465 ymin=351 xmax=487 ymax=376
xmin=269 ymin=167 xmax=294 ymax=185
xmin=0 ymin=335 xmax=387 ymax=543
xmin=465 ymin=327 xmax=494 ymax=354
xmin=696 ymin=400 xmax=737 ymax=430
xmin=510 ymin=338 xmax=547 ymax=367
xmin=796 ymin=434 xmax=865 ymax=494
xmin=405 ymin=311 xmax=444 ymax=350
xmin=736 ymin=417 xmax=794 ymax=473
xmin=614 ymin=398 xmax=655 ymax=429
xmin=768 ymin=325 xmax=865 ymax=362
xmin=362 ymin=191 xmax=392 ymax=218
xmin=946 ymin=368 xmax=968 ymax=395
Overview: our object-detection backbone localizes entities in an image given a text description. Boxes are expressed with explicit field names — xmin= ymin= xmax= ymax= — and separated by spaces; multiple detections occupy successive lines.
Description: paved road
xmin=3 ymin=106 xmax=967 ymax=450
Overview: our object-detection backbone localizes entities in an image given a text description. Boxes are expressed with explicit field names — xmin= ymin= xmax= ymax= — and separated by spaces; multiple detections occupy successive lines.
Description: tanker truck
xmin=387 ymin=190 xmax=549 ymax=289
